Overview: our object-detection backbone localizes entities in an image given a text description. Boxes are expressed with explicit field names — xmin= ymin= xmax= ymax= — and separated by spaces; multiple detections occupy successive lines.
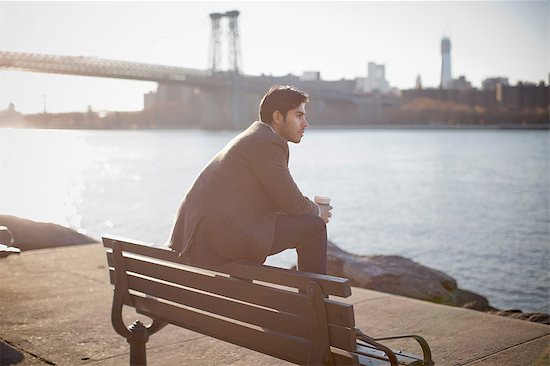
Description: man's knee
xmin=316 ymin=215 xmax=327 ymax=230
xmin=306 ymin=214 xmax=327 ymax=237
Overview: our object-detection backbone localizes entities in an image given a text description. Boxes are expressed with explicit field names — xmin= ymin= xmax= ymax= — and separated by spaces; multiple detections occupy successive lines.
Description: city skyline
xmin=1 ymin=1 xmax=548 ymax=114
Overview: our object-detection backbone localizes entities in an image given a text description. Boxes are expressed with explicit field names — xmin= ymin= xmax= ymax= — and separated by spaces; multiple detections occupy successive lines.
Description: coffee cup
xmin=314 ymin=195 xmax=331 ymax=206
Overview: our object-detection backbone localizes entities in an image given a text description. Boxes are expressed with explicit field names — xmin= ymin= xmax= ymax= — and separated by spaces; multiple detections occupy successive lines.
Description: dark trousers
xmin=268 ymin=214 xmax=327 ymax=275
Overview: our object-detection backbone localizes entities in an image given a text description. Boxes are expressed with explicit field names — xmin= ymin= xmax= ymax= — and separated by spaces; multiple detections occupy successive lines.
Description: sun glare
xmin=0 ymin=129 xmax=93 ymax=230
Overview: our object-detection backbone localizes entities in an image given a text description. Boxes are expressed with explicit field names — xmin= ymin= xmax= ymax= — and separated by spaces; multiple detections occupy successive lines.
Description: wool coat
xmin=168 ymin=121 xmax=318 ymax=265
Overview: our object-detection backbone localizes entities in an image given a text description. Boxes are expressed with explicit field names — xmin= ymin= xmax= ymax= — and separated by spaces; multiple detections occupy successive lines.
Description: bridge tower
xmin=208 ymin=10 xmax=242 ymax=74
xmin=225 ymin=10 xmax=242 ymax=74
xmin=208 ymin=12 xmax=223 ymax=72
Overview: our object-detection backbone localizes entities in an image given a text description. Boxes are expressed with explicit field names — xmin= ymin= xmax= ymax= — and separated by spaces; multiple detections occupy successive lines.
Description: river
xmin=1 ymin=127 xmax=548 ymax=313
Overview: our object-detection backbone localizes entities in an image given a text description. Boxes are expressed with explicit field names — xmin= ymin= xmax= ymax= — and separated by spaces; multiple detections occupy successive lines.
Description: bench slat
xmin=103 ymin=235 xmax=351 ymax=297
xmin=107 ymin=254 xmax=355 ymax=330
xmin=219 ymin=261 xmax=351 ymax=298
xmin=130 ymin=294 xmax=310 ymax=365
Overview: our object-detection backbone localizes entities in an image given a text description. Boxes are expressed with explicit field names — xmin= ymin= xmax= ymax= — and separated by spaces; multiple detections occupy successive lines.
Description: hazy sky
xmin=1 ymin=1 xmax=548 ymax=113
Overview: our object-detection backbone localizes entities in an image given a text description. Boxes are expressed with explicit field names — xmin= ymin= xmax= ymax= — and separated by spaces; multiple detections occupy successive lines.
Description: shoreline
xmin=1 ymin=124 xmax=549 ymax=131
xmin=309 ymin=123 xmax=550 ymax=130
xmin=1 ymin=118 xmax=548 ymax=131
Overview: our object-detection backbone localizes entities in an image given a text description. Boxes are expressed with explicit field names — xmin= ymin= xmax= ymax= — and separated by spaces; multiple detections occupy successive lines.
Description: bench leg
xmin=307 ymin=281 xmax=334 ymax=366
xmin=127 ymin=320 xmax=149 ymax=366
xmin=110 ymin=242 xmax=167 ymax=365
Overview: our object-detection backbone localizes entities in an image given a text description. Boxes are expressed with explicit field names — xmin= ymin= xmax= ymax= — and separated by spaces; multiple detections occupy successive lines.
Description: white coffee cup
xmin=314 ymin=195 xmax=331 ymax=206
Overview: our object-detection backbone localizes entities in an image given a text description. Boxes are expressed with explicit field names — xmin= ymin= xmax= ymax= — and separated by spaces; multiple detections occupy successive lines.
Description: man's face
xmin=278 ymin=103 xmax=308 ymax=143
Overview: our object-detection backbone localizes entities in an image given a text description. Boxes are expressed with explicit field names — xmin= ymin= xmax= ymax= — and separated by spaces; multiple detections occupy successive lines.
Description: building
xmin=415 ymin=74 xmax=422 ymax=90
xmin=300 ymin=71 xmax=321 ymax=81
xmin=357 ymin=62 xmax=391 ymax=93
xmin=440 ymin=37 xmax=452 ymax=89
xmin=402 ymin=80 xmax=549 ymax=112
xmin=482 ymin=77 xmax=509 ymax=91
xmin=448 ymin=75 xmax=472 ymax=91
xmin=0 ymin=102 xmax=23 ymax=126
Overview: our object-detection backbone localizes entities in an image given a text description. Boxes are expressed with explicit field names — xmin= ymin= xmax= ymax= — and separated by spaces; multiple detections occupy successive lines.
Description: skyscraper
xmin=440 ymin=37 xmax=452 ymax=89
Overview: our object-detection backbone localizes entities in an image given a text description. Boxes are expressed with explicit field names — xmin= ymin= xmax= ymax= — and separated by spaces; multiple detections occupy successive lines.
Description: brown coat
xmin=168 ymin=121 xmax=318 ymax=265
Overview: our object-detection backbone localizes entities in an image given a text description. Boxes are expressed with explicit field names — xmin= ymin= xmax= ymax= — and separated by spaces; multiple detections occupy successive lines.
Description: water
xmin=1 ymin=127 xmax=548 ymax=313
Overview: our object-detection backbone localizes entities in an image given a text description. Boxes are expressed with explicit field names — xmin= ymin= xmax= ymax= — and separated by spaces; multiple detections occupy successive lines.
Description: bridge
xmin=0 ymin=50 xmax=215 ymax=84
xmin=0 ymin=49 xmax=386 ymax=129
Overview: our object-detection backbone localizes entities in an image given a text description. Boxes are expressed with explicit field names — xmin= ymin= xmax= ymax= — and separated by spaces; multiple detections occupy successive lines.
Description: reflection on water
xmin=0 ymin=127 xmax=548 ymax=313
xmin=1 ymin=129 xmax=93 ymax=231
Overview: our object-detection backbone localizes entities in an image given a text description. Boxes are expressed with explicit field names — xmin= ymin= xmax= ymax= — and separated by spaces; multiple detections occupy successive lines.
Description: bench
xmin=103 ymin=235 xmax=434 ymax=365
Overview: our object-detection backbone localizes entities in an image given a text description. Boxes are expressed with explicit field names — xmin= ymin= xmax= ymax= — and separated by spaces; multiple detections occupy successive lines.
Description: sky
xmin=0 ymin=1 xmax=548 ymax=114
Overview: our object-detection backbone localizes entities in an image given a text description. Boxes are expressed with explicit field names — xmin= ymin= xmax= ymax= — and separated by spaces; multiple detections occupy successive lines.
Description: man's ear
xmin=272 ymin=110 xmax=283 ymax=125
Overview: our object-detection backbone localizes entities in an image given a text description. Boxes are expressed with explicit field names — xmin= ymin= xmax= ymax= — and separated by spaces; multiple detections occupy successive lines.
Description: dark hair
xmin=259 ymin=85 xmax=309 ymax=124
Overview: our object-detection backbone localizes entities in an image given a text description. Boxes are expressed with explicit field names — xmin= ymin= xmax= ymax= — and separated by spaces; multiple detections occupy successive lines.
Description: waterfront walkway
xmin=1 ymin=243 xmax=548 ymax=366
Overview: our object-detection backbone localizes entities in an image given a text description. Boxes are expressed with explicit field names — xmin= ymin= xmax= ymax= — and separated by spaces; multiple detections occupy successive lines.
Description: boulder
xmin=487 ymin=310 xmax=550 ymax=325
xmin=326 ymin=240 xmax=459 ymax=305
xmin=454 ymin=288 xmax=495 ymax=311
xmin=324 ymin=241 xmax=550 ymax=324
xmin=0 ymin=215 xmax=96 ymax=251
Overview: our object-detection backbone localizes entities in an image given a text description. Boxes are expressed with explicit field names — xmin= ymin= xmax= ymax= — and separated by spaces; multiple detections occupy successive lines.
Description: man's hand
xmin=318 ymin=204 xmax=333 ymax=224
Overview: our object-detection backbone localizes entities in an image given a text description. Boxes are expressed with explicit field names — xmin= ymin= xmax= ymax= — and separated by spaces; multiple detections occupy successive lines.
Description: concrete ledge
xmin=1 ymin=244 xmax=548 ymax=366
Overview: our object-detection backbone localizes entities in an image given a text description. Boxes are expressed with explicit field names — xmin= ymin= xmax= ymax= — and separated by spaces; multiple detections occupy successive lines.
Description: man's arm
xmin=251 ymin=138 xmax=318 ymax=216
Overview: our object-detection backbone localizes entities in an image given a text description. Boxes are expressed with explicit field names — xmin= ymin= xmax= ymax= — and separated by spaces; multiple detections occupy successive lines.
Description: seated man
xmin=168 ymin=85 xmax=332 ymax=274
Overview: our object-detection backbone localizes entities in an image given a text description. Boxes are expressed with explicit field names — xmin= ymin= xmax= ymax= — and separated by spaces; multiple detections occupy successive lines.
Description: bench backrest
xmin=103 ymin=235 xmax=362 ymax=365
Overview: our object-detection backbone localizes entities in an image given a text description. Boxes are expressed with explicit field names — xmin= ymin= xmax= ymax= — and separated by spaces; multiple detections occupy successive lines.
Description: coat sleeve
xmin=249 ymin=137 xmax=318 ymax=216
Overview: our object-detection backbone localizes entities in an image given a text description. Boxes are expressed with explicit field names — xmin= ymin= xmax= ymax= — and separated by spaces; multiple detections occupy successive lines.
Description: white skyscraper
xmin=440 ymin=37 xmax=452 ymax=89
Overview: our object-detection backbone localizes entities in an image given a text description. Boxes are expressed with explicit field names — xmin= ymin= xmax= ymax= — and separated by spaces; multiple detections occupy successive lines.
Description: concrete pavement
xmin=1 ymin=243 xmax=548 ymax=366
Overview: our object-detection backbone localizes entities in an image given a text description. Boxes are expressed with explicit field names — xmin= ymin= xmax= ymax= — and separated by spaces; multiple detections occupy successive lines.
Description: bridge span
xmin=0 ymin=50 xmax=215 ymax=83
xmin=0 ymin=50 xmax=391 ymax=129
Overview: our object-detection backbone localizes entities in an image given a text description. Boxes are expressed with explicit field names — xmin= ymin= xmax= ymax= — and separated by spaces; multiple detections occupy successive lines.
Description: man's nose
xmin=303 ymin=118 xmax=308 ymax=128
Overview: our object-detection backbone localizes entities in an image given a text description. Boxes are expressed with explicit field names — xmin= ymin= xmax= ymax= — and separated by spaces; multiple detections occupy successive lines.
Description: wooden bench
xmin=103 ymin=235 xmax=434 ymax=366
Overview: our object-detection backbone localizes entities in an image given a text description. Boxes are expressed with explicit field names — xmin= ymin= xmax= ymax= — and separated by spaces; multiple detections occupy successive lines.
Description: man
xmin=168 ymin=85 xmax=332 ymax=274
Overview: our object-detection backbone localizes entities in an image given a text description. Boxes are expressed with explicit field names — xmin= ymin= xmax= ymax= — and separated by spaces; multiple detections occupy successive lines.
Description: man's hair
xmin=259 ymin=85 xmax=309 ymax=124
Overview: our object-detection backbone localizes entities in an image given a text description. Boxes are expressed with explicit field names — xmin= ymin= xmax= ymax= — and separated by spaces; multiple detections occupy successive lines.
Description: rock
xmin=324 ymin=241 xmax=550 ymax=324
xmin=487 ymin=310 xmax=550 ymax=325
xmin=0 ymin=215 xmax=96 ymax=251
xmin=455 ymin=288 xmax=495 ymax=311
xmin=326 ymin=240 xmax=458 ymax=305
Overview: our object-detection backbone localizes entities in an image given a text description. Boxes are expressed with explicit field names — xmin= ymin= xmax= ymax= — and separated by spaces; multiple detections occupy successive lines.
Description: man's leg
xmin=269 ymin=214 xmax=327 ymax=274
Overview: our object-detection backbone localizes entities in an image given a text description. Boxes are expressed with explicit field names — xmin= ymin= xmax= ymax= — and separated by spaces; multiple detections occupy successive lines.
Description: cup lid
xmin=314 ymin=195 xmax=331 ymax=204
